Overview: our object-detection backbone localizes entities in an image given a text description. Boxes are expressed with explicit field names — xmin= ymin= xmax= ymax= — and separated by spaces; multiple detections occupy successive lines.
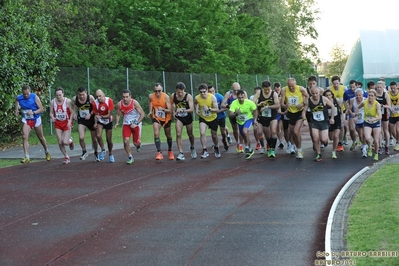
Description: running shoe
xmin=290 ymin=145 xmax=296 ymax=155
xmin=45 ymin=152 xmax=51 ymax=161
xmin=385 ymin=146 xmax=390 ymax=155
xmin=336 ymin=143 xmax=344 ymax=152
xmin=286 ymin=143 xmax=292 ymax=154
xmin=99 ymin=150 xmax=105 ymax=160
xmin=314 ymin=154 xmax=322 ymax=162
xmin=63 ymin=156 xmax=70 ymax=164
xmin=214 ymin=146 xmax=221 ymax=158
xmin=342 ymin=137 xmax=348 ymax=145
xmin=156 ymin=152 xmax=164 ymax=160
xmin=260 ymin=147 xmax=266 ymax=154
xmin=367 ymin=148 xmax=372 ymax=157
xmin=126 ymin=156 xmax=134 ymax=164
xmin=227 ymin=134 xmax=232 ymax=144
xmin=373 ymin=154 xmax=379 ymax=161
xmin=201 ymin=150 xmax=209 ymax=159
xmin=394 ymin=143 xmax=399 ymax=151
xmin=20 ymin=157 xmax=30 ymax=164
xmin=236 ymin=144 xmax=244 ymax=153
xmin=278 ymin=142 xmax=284 ymax=149
xmin=332 ymin=151 xmax=337 ymax=159
xmin=136 ymin=144 xmax=141 ymax=153
xmin=350 ymin=142 xmax=357 ymax=151
xmin=269 ymin=149 xmax=276 ymax=158
xmin=80 ymin=151 xmax=89 ymax=160
xmin=390 ymin=138 xmax=395 ymax=146
xmin=245 ymin=148 xmax=255 ymax=160
xmin=190 ymin=148 xmax=197 ymax=159
xmin=168 ymin=151 xmax=175 ymax=160
xmin=378 ymin=148 xmax=383 ymax=155
xmin=222 ymin=138 xmax=229 ymax=151
xmin=69 ymin=137 xmax=74 ymax=150
xmin=109 ymin=154 xmax=115 ymax=163
xmin=362 ymin=147 xmax=367 ymax=157
xmin=176 ymin=152 xmax=185 ymax=161
xmin=266 ymin=144 xmax=270 ymax=151
xmin=296 ymin=151 xmax=304 ymax=159
xmin=255 ymin=143 xmax=261 ymax=150
xmin=94 ymin=151 xmax=100 ymax=162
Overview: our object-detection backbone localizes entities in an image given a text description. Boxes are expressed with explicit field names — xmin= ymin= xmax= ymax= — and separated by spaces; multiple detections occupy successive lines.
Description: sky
xmin=311 ymin=0 xmax=399 ymax=62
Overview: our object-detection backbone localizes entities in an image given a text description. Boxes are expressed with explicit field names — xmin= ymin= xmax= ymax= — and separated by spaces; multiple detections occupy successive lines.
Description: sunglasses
xmin=199 ymin=90 xmax=207 ymax=94
xmin=154 ymin=90 xmax=162 ymax=92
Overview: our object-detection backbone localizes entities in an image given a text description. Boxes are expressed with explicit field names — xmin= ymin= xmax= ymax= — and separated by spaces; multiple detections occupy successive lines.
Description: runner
xmin=72 ymin=87 xmax=99 ymax=160
xmin=208 ymin=85 xmax=229 ymax=151
xmin=14 ymin=85 xmax=51 ymax=163
xmin=194 ymin=83 xmax=221 ymax=158
xmin=229 ymin=90 xmax=258 ymax=159
xmin=354 ymin=89 xmax=382 ymax=161
xmin=280 ymin=78 xmax=309 ymax=159
xmin=375 ymin=80 xmax=391 ymax=155
xmin=305 ymin=86 xmax=335 ymax=162
xmin=387 ymin=81 xmax=399 ymax=151
xmin=170 ymin=82 xmax=196 ymax=161
xmin=93 ymin=89 xmax=115 ymax=163
xmin=147 ymin=83 xmax=174 ymax=160
xmin=252 ymin=80 xmax=280 ymax=158
xmin=348 ymin=89 xmax=367 ymax=157
xmin=50 ymin=87 xmax=75 ymax=164
xmin=328 ymin=76 xmax=346 ymax=152
xmin=114 ymin=89 xmax=145 ymax=164
xmin=323 ymin=89 xmax=342 ymax=159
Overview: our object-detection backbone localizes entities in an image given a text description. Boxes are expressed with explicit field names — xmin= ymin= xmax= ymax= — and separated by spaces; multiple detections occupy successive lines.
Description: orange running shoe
xmin=155 ymin=152 xmax=164 ymax=160
xmin=168 ymin=151 xmax=174 ymax=160
xmin=255 ymin=143 xmax=261 ymax=150
xmin=336 ymin=144 xmax=344 ymax=152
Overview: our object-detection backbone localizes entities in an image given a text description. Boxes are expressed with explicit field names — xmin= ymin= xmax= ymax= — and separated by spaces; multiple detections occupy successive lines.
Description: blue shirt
xmin=215 ymin=93 xmax=226 ymax=119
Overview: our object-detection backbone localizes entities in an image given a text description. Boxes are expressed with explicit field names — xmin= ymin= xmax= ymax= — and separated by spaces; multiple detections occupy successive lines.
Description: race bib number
xmin=176 ymin=110 xmax=188 ymax=117
xmin=127 ymin=119 xmax=137 ymax=125
xmin=312 ymin=111 xmax=324 ymax=121
xmin=22 ymin=110 xmax=34 ymax=119
xmin=79 ymin=109 xmax=90 ymax=118
xmin=155 ymin=110 xmax=166 ymax=119
xmin=284 ymin=115 xmax=289 ymax=120
xmin=287 ymin=96 xmax=299 ymax=105
xmin=366 ymin=116 xmax=378 ymax=124
xmin=381 ymin=106 xmax=385 ymax=114
xmin=56 ymin=113 xmax=67 ymax=121
xmin=261 ymin=108 xmax=271 ymax=117
xmin=99 ymin=117 xmax=110 ymax=124
xmin=392 ymin=105 xmax=399 ymax=114
xmin=328 ymin=107 xmax=338 ymax=117
xmin=202 ymin=108 xmax=211 ymax=117
xmin=237 ymin=114 xmax=247 ymax=123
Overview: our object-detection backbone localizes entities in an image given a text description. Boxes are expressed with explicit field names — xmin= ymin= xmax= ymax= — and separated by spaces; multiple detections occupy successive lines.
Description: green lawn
xmin=346 ymin=163 xmax=399 ymax=265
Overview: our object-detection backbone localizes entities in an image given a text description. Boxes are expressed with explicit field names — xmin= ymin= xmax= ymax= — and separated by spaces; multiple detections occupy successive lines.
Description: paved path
xmin=0 ymin=129 xmax=391 ymax=265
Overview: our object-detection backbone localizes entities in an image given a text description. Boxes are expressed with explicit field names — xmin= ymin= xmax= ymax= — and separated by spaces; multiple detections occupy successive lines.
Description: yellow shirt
xmin=388 ymin=91 xmax=399 ymax=117
xmin=196 ymin=94 xmax=217 ymax=122
xmin=364 ymin=100 xmax=378 ymax=118
xmin=285 ymin=85 xmax=303 ymax=113
xmin=329 ymin=85 xmax=346 ymax=110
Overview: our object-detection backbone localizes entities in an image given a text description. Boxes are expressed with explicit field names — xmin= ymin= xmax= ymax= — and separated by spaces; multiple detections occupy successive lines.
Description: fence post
xmin=126 ymin=68 xmax=129 ymax=90
xmin=87 ymin=67 xmax=90 ymax=95
xmin=162 ymin=71 xmax=166 ymax=93
xmin=215 ymin=73 xmax=218 ymax=93
xmin=49 ymin=87 xmax=53 ymax=135
xmin=190 ymin=73 xmax=195 ymax=121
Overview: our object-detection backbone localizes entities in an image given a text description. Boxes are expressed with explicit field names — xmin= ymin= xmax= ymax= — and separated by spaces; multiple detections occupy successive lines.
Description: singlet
xmin=94 ymin=97 xmax=114 ymax=124
xmin=215 ymin=93 xmax=226 ymax=119
xmin=53 ymin=98 xmax=71 ymax=126
xmin=388 ymin=91 xmax=399 ymax=118
xmin=327 ymin=98 xmax=341 ymax=118
xmin=376 ymin=92 xmax=388 ymax=119
xmin=308 ymin=96 xmax=328 ymax=122
xmin=75 ymin=95 xmax=93 ymax=120
xmin=226 ymin=90 xmax=237 ymax=106
xmin=151 ymin=92 xmax=171 ymax=123
xmin=197 ymin=93 xmax=217 ymax=122
xmin=285 ymin=85 xmax=303 ymax=113
xmin=352 ymin=97 xmax=365 ymax=124
xmin=364 ymin=100 xmax=378 ymax=121
xmin=173 ymin=93 xmax=193 ymax=120
xmin=120 ymin=99 xmax=140 ymax=125
xmin=330 ymin=84 xmax=346 ymax=110
xmin=17 ymin=93 xmax=40 ymax=120
xmin=258 ymin=90 xmax=277 ymax=119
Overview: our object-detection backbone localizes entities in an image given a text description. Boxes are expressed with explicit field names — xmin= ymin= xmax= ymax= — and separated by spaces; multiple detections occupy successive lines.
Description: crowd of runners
xmin=14 ymin=75 xmax=399 ymax=164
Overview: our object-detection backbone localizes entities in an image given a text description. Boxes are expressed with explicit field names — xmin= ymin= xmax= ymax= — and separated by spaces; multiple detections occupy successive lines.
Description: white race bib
xmin=22 ymin=109 xmax=34 ymax=119
xmin=261 ymin=108 xmax=271 ymax=117
xmin=79 ymin=109 xmax=90 ymax=118
xmin=99 ymin=117 xmax=110 ymax=124
xmin=312 ymin=111 xmax=324 ymax=121
xmin=155 ymin=110 xmax=166 ymax=119
xmin=287 ymin=96 xmax=299 ymax=105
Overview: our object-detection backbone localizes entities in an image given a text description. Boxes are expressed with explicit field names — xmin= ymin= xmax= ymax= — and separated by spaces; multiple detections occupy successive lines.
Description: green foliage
xmin=327 ymin=44 xmax=349 ymax=78
xmin=0 ymin=0 xmax=58 ymax=143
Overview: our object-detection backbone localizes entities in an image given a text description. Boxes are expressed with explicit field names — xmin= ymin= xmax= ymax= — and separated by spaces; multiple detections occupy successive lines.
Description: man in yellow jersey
xmin=388 ymin=81 xmax=399 ymax=150
xmin=329 ymin=76 xmax=347 ymax=152
xmin=229 ymin=89 xmax=257 ymax=159
xmin=280 ymin=78 xmax=309 ymax=159
xmin=194 ymin=83 xmax=221 ymax=159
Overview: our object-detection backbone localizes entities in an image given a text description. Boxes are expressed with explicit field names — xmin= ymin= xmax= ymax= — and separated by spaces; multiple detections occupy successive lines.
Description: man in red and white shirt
xmin=114 ymin=89 xmax=145 ymax=164
xmin=50 ymin=87 xmax=75 ymax=164
xmin=93 ymin=89 xmax=115 ymax=162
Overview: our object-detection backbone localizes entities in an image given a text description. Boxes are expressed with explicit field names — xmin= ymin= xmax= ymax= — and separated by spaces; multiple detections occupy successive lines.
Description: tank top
xmin=388 ymin=91 xmax=399 ymax=117
xmin=197 ymin=94 xmax=217 ymax=122
xmin=353 ymin=98 xmax=365 ymax=124
xmin=53 ymin=98 xmax=70 ymax=122
xmin=151 ymin=92 xmax=171 ymax=123
xmin=226 ymin=91 xmax=237 ymax=106
xmin=308 ymin=96 xmax=328 ymax=122
xmin=376 ymin=92 xmax=388 ymax=119
xmin=364 ymin=100 xmax=378 ymax=121
xmin=173 ymin=93 xmax=192 ymax=119
xmin=17 ymin=93 xmax=40 ymax=120
xmin=327 ymin=98 xmax=340 ymax=118
xmin=120 ymin=99 xmax=140 ymax=125
xmin=258 ymin=90 xmax=277 ymax=118
xmin=75 ymin=95 xmax=93 ymax=120
xmin=285 ymin=85 xmax=303 ymax=113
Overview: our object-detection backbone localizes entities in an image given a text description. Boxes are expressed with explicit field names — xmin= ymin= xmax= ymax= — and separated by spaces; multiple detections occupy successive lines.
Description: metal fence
xmin=47 ymin=67 xmax=311 ymax=133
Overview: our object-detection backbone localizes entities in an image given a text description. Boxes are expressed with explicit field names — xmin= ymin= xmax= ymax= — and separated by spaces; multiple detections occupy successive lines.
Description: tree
xmin=327 ymin=44 xmax=348 ymax=78
xmin=0 ymin=0 xmax=58 ymax=143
